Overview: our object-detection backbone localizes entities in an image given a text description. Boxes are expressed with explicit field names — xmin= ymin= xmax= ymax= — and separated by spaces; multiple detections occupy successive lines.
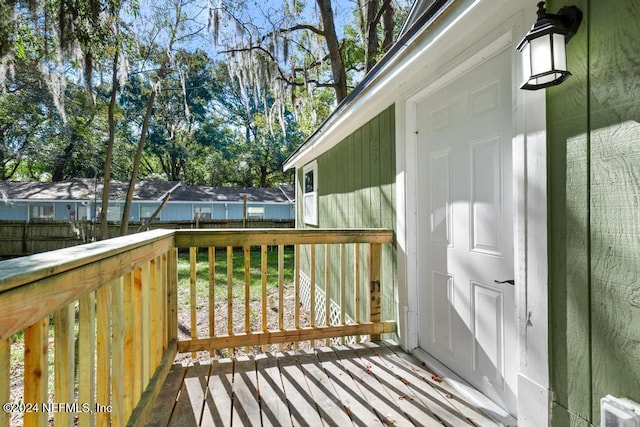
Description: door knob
xmin=494 ymin=279 xmax=515 ymax=286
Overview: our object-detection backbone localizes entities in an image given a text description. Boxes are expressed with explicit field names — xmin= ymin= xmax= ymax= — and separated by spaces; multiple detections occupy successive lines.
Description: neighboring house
xmin=284 ymin=0 xmax=640 ymax=426
xmin=0 ymin=179 xmax=295 ymax=222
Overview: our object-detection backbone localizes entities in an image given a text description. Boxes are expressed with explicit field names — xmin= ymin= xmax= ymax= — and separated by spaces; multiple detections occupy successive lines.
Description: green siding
xmin=548 ymin=0 xmax=640 ymax=424
xmin=297 ymin=105 xmax=396 ymax=329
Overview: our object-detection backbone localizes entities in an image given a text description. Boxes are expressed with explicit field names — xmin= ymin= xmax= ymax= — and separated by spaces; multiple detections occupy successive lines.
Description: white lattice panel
xmin=299 ymin=272 xmax=360 ymax=345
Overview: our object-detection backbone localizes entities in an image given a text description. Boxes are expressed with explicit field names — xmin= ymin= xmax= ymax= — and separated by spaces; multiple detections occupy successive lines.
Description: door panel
xmin=417 ymin=47 xmax=516 ymax=415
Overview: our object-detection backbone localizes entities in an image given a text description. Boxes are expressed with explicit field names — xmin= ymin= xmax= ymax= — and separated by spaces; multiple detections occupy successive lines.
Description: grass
xmin=176 ymin=246 xmax=295 ymax=307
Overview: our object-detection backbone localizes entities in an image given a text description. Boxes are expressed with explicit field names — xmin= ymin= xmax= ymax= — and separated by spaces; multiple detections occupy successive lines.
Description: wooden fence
xmin=0 ymin=219 xmax=294 ymax=258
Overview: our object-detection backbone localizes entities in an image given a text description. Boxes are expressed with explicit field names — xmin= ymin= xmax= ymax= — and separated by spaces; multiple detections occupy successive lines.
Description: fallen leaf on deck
xmin=431 ymin=375 xmax=442 ymax=382
xmin=382 ymin=416 xmax=397 ymax=425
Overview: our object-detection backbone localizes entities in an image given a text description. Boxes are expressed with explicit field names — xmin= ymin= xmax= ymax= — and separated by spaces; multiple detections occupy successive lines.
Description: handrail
xmin=0 ymin=228 xmax=394 ymax=427
xmin=0 ymin=229 xmax=175 ymax=294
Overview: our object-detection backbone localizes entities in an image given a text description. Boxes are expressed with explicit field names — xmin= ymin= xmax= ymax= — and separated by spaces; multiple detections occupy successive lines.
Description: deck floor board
xmin=147 ymin=343 xmax=503 ymax=426
xmin=314 ymin=346 xmax=381 ymax=427
xmin=255 ymin=353 xmax=292 ymax=427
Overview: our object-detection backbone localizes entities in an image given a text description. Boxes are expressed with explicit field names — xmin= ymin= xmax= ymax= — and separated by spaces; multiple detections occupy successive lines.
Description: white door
xmin=416 ymin=48 xmax=517 ymax=414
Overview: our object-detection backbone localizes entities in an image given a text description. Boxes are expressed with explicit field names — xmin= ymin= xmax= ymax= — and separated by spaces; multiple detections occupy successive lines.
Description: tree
xmin=1 ymin=0 xmax=122 ymax=116
xmin=137 ymin=50 xmax=214 ymax=181
xmin=0 ymin=58 xmax=50 ymax=180
xmin=213 ymin=0 xmax=410 ymax=133
xmin=119 ymin=0 xmax=206 ymax=234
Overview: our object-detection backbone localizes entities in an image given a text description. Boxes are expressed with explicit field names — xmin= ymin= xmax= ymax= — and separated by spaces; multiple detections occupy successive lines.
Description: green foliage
xmin=0 ymin=0 xmax=413 ymax=189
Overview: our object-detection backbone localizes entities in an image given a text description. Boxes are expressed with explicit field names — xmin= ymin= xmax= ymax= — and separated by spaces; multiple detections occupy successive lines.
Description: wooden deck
xmin=146 ymin=342 xmax=500 ymax=427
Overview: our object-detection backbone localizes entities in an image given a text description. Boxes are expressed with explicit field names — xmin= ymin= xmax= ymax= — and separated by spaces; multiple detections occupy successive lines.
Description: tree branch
xmin=279 ymin=24 xmax=326 ymax=38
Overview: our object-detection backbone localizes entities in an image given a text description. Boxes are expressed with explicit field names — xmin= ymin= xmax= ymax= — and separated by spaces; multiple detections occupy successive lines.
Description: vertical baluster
xmin=161 ymin=253 xmax=168 ymax=351
xmin=278 ymin=244 xmax=284 ymax=350
xmin=155 ymin=255 xmax=164 ymax=361
xmin=310 ymin=244 xmax=316 ymax=348
xmin=133 ymin=268 xmax=143 ymax=402
xmin=54 ymin=303 xmax=74 ymax=427
xmin=78 ymin=291 xmax=96 ymax=427
xmin=261 ymin=245 xmax=268 ymax=353
xmin=0 ymin=338 xmax=9 ymax=427
xmin=368 ymin=243 xmax=382 ymax=342
xmin=96 ymin=283 xmax=111 ymax=427
xmin=168 ymin=249 xmax=178 ymax=343
xmin=111 ymin=278 xmax=125 ymax=426
xmin=325 ymin=244 xmax=331 ymax=347
xmin=294 ymin=244 xmax=300 ymax=350
xmin=340 ymin=244 xmax=346 ymax=345
xmin=354 ymin=243 xmax=361 ymax=325
xmin=244 ymin=245 xmax=251 ymax=353
xmin=141 ymin=262 xmax=151 ymax=387
xmin=24 ymin=317 xmax=48 ymax=427
xmin=150 ymin=257 xmax=159 ymax=368
xmin=227 ymin=246 xmax=234 ymax=357
xmin=123 ymin=272 xmax=134 ymax=421
xmin=189 ymin=247 xmax=197 ymax=358
xmin=208 ymin=247 xmax=216 ymax=340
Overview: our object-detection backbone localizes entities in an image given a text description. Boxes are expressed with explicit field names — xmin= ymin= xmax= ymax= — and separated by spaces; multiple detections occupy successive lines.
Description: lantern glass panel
xmin=521 ymin=43 xmax=532 ymax=85
xmin=552 ymin=33 xmax=567 ymax=71
xmin=530 ymin=34 xmax=552 ymax=76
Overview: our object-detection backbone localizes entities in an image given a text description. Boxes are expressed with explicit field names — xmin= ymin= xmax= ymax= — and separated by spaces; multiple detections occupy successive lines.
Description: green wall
xmin=296 ymin=105 xmax=397 ymax=329
xmin=548 ymin=0 xmax=640 ymax=424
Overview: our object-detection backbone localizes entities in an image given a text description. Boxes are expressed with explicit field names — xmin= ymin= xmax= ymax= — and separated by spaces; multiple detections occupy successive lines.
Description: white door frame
xmin=397 ymin=28 xmax=551 ymax=426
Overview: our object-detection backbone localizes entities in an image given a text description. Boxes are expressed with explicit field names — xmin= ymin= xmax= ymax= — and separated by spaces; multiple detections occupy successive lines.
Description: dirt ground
xmin=174 ymin=282 xmax=325 ymax=364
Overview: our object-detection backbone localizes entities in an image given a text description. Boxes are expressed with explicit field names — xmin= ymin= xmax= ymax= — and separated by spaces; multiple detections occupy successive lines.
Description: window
xmin=303 ymin=161 xmax=318 ymax=226
xmin=104 ymin=204 xmax=121 ymax=222
xmin=77 ymin=205 xmax=89 ymax=221
xmin=194 ymin=206 xmax=212 ymax=220
xmin=247 ymin=206 xmax=264 ymax=219
xmin=30 ymin=204 xmax=54 ymax=220
xmin=140 ymin=205 xmax=160 ymax=222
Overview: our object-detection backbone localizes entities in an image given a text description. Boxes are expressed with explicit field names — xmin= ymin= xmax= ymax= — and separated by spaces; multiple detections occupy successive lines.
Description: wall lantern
xmin=517 ymin=1 xmax=583 ymax=90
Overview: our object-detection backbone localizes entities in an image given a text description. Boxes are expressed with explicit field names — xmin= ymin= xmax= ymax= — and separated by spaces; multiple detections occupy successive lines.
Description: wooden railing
xmin=0 ymin=228 xmax=394 ymax=426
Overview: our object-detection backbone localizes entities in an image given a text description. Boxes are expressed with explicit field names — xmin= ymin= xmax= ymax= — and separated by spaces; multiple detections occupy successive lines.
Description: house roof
xmin=171 ymin=184 xmax=294 ymax=203
xmin=283 ymin=0 xmax=451 ymax=170
xmin=0 ymin=179 xmax=295 ymax=203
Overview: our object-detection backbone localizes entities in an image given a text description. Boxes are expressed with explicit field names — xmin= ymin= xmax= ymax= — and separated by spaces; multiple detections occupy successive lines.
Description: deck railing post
xmin=24 ymin=318 xmax=48 ymax=427
xmin=168 ymin=248 xmax=178 ymax=343
xmin=368 ymin=242 xmax=382 ymax=341
xmin=0 ymin=339 xmax=9 ymax=427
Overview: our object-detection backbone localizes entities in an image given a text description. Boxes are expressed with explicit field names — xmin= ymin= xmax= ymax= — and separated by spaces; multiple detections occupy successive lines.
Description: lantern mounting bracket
xmin=544 ymin=3 xmax=583 ymax=43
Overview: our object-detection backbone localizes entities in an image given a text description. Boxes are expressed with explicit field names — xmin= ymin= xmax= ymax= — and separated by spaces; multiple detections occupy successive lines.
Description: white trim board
xmin=412 ymin=347 xmax=518 ymax=426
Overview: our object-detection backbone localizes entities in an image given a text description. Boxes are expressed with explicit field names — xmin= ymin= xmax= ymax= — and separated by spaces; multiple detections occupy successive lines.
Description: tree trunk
xmin=382 ymin=0 xmax=395 ymax=53
xmin=317 ymin=0 xmax=347 ymax=103
xmin=119 ymin=80 xmax=159 ymax=235
xmin=260 ymin=165 xmax=268 ymax=188
xmin=100 ymin=49 xmax=118 ymax=240
xmin=365 ymin=0 xmax=379 ymax=72
xmin=51 ymin=141 xmax=75 ymax=181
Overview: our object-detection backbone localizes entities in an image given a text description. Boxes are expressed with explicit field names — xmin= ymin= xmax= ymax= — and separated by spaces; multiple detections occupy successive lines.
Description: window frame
xmin=302 ymin=160 xmax=318 ymax=226
xmin=30 ymin=203 xmax=55 ymax=220
xmin=140 ymin=204 xmax=161 ymax=222
xmin=193 ymin=205 xmax=212 ymax=221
